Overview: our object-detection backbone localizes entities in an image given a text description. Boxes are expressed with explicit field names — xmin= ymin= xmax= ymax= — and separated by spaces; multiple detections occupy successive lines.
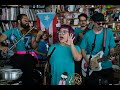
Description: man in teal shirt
xmin=74 ymin=13 xmax=90 ymax=46
xmin=0 ymin=14 xmax=43 ymax=85
xmin=74 ymin=13 xmax=90 ymax=77
xmin=80 ymin=13 xmax=116 ymax=85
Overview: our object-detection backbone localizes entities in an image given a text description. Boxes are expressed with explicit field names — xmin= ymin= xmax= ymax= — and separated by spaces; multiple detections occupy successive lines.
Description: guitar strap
xmin=102 ymin=26 xmax=107 ymax=53
xmin=86 ymin=34 xmax=97 ymax=78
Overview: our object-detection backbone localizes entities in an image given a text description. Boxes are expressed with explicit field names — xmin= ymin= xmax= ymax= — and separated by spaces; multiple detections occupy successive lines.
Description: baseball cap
xmin=91 ymin=13 xmax=105 ymax=22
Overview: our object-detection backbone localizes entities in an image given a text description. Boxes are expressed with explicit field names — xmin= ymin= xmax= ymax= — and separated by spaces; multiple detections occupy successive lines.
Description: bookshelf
xmin=56 ymin=11 xmax=80 ymax=29
xmin=0 ymin=5 xmax=46 ymax=33
xmin=56 ymin=5 xmax=120 ymax=40
xmin=0 ymin=5 xmax=47 ymax=47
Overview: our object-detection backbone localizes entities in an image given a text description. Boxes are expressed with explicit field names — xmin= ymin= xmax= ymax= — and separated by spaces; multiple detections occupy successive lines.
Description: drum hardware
xmin=32 ymin=69 xmax=43 ymax=85
xmin=43 ymin=47 xmax=56 ymax=85
xmin=33 ymin=69 xmax=42 ymax=77
xmin=0 ymin=79 xmax=22 ymax=85
xmin=0 ymin=58 xmax=11 ymax=67
xmin=0 ymin=69 xmax=23 ymax=81
xmin=43 ymin=59 xmax=52 ymax=85
xmin=0 ymin=65 xmax=13 ymax=69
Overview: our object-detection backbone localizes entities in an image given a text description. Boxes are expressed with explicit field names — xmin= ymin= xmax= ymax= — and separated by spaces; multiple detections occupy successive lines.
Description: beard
xmin=20 ymin=22 xmax=30 ymax=29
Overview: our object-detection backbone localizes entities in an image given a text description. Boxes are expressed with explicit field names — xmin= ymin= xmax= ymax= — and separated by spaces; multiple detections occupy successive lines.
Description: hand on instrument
xmin=35 ymin=30 xmax=44 ymax=42
xmin=37 ymin=30 xmax=43 ymax=38
xmin=90 ymin=60 xmax=99 ymax=70
xmin=0 ymin=46 xmax=8 ymax=53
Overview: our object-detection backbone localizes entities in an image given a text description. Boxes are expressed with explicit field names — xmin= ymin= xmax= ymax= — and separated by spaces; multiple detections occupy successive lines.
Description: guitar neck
xmin=98 ymin=52 xmax=119 ymax=62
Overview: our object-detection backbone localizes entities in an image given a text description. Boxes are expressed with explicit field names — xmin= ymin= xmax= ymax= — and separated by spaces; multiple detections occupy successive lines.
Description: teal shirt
xmin=3 ymin=28 xmax=35 ymax=51
xmin=48 ymin=43 xmax=81 ymax=85
xmin=80 ymin=28 xmax=116 ymax=69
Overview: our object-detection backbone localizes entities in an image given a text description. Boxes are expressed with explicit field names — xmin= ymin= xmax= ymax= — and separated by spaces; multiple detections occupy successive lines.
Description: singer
xmin=0 ymin=14 xmax=43 ymax=85
xmin=48 ymin=24 xmax=82 ymax=85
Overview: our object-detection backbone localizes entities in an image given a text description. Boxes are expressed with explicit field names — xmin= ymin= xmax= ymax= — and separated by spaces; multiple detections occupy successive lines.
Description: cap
xmin=91 ymin=13 xmax=105 ymax=22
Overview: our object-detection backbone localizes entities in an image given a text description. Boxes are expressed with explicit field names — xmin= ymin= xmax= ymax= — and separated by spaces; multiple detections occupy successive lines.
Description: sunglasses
xmin=96 ymin=22 xmax=105 ymax=25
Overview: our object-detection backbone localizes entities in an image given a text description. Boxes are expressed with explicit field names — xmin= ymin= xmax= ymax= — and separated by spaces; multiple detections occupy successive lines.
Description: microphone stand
xmin=44 ymin=47 xmax=56 ymax=85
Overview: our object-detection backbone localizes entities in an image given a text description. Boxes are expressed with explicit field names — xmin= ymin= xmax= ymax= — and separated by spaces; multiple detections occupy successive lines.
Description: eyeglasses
xmin=57 ymin=31 xmax=69 ymax=35
xmin=79 ymin=20 xmax=87 ymax=22
xmin=96 ymin=22 xmax=105 ymax=25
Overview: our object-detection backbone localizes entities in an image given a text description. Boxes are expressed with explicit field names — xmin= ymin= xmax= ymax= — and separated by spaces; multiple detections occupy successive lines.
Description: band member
xmin=74 ymin=13 xmax=90 ymax=77
xmin=35 ymin=31 xmax=49 ymax=82
xmin=0 ymin=14 xmax=43 ymax=85
xmin=74 ymin=13 xmax=90 ymax=46
xmin=48 ymin=24 xmax=82 ymax=85
xmin=35 ymin=31 xmax=49 ymax=61
xmin=80 ymin=13 xmax=116 ymax=85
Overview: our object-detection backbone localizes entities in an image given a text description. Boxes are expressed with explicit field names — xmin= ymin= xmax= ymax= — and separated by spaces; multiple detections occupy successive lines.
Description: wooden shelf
xmin=106 ymin=6 xmax=117 ymax=10
xmin=57 ymin=11 xmax=80 ymax=13
xmin=29 ymin=8 xmax=45 ymax=9
xmin=108 ymin=21 xmax=120 ymax=24
xmin=1 ymin=20 xmax=17 ymax=22
xmin=0 ymin=5 xmax=23 ymax=8
xmin=1 ymin=20 xmax=37 ymax=22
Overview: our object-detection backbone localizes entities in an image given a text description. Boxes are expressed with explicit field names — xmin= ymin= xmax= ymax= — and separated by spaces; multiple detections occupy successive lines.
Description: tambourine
xmin=68 ymin=73 xmax=82 ymax=85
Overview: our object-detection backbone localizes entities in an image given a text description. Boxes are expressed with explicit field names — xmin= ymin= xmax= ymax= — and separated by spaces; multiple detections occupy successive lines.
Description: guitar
xmin=81 ymin=50 xmax=119 ymax=77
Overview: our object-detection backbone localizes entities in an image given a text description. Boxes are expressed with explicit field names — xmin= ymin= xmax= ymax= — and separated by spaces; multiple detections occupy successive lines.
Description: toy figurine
xmin=58 ymin=72 xmax=68 ymax=85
